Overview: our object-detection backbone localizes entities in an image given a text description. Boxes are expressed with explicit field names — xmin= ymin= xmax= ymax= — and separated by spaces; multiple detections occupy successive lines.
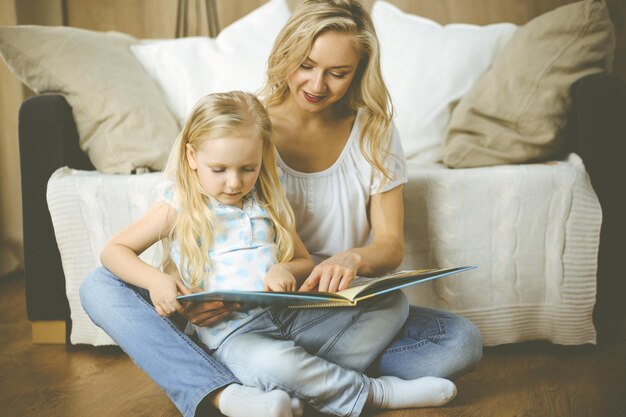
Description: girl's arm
xmin=265 ymin=228 xmax=314 ymax=292
xmin=100 ymin=201 xmax=185 ymax=317
xmin=299 ymin=185 xmax=404 ymax=292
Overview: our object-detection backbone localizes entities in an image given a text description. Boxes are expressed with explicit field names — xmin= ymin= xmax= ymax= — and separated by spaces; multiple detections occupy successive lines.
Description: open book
xmin=176 ymin=265 xmax=477 ymax=308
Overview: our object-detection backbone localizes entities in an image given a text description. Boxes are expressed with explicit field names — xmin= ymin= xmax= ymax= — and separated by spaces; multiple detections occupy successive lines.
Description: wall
xmin=0 ymin=0 xmax=22 ymax=277
xmin=9 ymin=0 xmax=624 ymax=76
xmin=0 ymin=0 xmax=624 ymax=278
xmin=0 ymin=0 xmax=65 ymax=278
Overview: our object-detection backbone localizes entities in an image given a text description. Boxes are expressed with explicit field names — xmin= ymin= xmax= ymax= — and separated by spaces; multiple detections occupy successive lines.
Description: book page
xmin=331 ymin=269 xmax=436 ymax=301
xmin=336 ymin=269 xmax=438 ymax=300
xmin=332 ymin=283 xmax=370 ymax=301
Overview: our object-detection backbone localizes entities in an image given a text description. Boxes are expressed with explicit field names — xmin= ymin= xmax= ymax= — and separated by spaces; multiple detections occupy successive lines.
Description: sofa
xmin=3 ymin=0 xmax=625 ymax=346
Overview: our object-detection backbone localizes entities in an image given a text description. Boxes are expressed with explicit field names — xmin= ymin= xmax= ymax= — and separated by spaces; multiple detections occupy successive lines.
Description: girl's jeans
xmin=80 ymin=267 xmax=483 ymax=417
xmin=213 ymin=291 xmax=409 ymax=417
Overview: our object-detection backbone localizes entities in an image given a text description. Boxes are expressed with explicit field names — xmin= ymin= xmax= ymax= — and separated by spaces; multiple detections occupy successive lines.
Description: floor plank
xmin=1 ymin=271 xmax=624 ymax=417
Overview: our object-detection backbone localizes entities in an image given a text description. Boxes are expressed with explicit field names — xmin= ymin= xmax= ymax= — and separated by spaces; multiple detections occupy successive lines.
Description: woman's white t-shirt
xmin=277 ymin=109 xmax=408 ymax=265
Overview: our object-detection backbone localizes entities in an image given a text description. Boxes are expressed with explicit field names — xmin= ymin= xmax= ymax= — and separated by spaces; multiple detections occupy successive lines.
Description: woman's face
xmin=287 ymin=31 xmax=361 ymax=114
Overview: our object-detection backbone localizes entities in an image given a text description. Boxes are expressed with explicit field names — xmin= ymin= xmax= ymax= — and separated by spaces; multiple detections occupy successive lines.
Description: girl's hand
xmin=147 ymin=274 xmax=184 ymax=317
xmin=264 ymin=264 xmax=297 ymax=292
xmin=178 ymin=285 xmax=241 ymax=327
xmin=299 ymin=251 xmax=362 ymax=293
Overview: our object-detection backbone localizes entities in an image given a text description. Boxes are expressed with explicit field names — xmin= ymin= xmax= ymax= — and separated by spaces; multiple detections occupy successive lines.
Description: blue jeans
xmin=213 ymin=292 xmax=409 ymax=417
xmin=80 ymin=267 xmax=483 ymax=417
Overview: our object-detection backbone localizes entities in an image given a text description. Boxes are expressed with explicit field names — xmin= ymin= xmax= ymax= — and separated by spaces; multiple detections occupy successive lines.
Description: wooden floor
xmin=1 ymin=271 xmax=624 ymax=417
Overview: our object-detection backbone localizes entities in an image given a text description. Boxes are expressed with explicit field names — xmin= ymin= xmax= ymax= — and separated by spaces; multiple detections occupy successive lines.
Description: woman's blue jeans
xmin=80 ymin=267 xmax=483 ymax=417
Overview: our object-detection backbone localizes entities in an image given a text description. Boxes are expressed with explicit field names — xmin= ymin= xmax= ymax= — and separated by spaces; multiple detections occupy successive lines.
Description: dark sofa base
xmin=569 ymin=74 xmax=626 ymax=340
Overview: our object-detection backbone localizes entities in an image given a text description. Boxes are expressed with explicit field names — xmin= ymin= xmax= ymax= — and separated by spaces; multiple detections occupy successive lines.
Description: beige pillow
xmin=0 ymin=25 xmax=179 ymax=174
xmin=441 ymin=0 xmax=615 ymax=168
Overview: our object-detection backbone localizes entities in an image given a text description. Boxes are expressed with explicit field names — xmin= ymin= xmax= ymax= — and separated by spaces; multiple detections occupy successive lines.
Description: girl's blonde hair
xmin=260 ymin=0 xmax=395 ymax=182
xmin=164 ymin=91 xmax=295 ymax=288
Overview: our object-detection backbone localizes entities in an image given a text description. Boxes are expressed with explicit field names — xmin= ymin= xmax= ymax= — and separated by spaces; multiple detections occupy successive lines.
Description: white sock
xmin=219 ymin=384 xmax=293 ymax=417
xmin=291 ymin=397 xmax=305 ymax=417
xmin=369 ymin=376 xmax=457 ymax=409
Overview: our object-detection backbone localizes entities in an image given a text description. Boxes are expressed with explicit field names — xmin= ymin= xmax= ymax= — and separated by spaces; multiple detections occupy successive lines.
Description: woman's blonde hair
xmin=260 ymin=0 xmax=395 ymax=182
xmin=163 ymin=91 xmax=295 ymax=288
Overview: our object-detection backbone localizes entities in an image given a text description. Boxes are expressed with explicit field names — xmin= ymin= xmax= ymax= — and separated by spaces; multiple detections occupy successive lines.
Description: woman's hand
xmin=264 ymin=264 xmax=298 ymax=292
xmin=299 ymin=251 xmax=362 ymax=293
xmin=147 ymin=274 xmax=184 ymax=317
xmin=178 ymin=285 xmax=240 ymax=327
xmin=299 ymin=187 xmax=406 ymax=293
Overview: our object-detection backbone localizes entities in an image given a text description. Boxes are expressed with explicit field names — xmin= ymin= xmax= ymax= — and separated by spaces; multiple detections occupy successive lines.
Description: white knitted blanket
xmin=47 ymin=153 xmax=600 ymax=346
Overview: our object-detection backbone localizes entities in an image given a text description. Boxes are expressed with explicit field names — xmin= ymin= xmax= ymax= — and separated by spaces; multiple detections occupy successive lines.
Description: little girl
xmin=100 ymin=91 xmax=457 ymax=417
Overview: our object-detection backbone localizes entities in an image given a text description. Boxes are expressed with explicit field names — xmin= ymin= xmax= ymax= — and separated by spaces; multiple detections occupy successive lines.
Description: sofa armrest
xmin=570 ymin=73 xmax=626 ymax=326
xmin=18 ymin=94 xmax=94 ymax=325
xmin=570 ymin=73 xmax=626 ymax=191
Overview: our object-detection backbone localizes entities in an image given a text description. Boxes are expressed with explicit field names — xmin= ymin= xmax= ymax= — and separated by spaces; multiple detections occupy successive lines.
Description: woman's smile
xmin=303 ymin=91 xmax=326 ymax=103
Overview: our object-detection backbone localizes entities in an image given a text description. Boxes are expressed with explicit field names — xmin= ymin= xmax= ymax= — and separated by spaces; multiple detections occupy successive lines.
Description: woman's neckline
xmin=275 ymin=109 xmax=361 ymax=178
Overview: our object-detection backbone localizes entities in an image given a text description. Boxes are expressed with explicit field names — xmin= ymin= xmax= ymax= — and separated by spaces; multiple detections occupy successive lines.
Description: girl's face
xmin=186 ymin=131 xmax=263 ymax=208
xmin=287 ymin=31 xmax=361 ymax=114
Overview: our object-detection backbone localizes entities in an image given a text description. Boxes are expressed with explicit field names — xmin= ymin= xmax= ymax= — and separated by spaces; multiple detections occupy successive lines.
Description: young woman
xmin=96 ymin=90 xmax=455 ymax=417
xmin=80 ymin=1 xmax=482 ymax=416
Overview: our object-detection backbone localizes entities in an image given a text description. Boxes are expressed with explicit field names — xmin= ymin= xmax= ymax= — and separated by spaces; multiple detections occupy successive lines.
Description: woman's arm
xmin=299 ymin=185 xmax=404 ymax=292
xmin=265 ymin=227 xmax=314 ymax=292
xmin=100 ymin=201 xmax=186 ymax=316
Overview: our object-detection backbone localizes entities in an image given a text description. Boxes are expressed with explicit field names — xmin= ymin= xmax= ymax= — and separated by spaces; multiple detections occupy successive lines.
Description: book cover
xmin=176 ymin=265 xmax=477 ymax=308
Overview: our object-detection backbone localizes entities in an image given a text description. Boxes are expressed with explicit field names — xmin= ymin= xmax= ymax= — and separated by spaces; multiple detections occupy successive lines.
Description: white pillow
xmin=131 ymin=0 xmax=291 ymax=126
xmin=371 ymin=1 xmax=517 ymax=162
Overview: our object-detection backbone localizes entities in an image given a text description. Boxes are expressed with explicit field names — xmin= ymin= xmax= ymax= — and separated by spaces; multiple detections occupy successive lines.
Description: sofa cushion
xmin=0 ymin=25 xmax=179 ymax=174
xmin=130 ymin=0 xmax=291 ymax=126
xmin=371 ymin=1 xmax=517 ymax=163
xmin=441 ymin=0 xmax=615 ymax=168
